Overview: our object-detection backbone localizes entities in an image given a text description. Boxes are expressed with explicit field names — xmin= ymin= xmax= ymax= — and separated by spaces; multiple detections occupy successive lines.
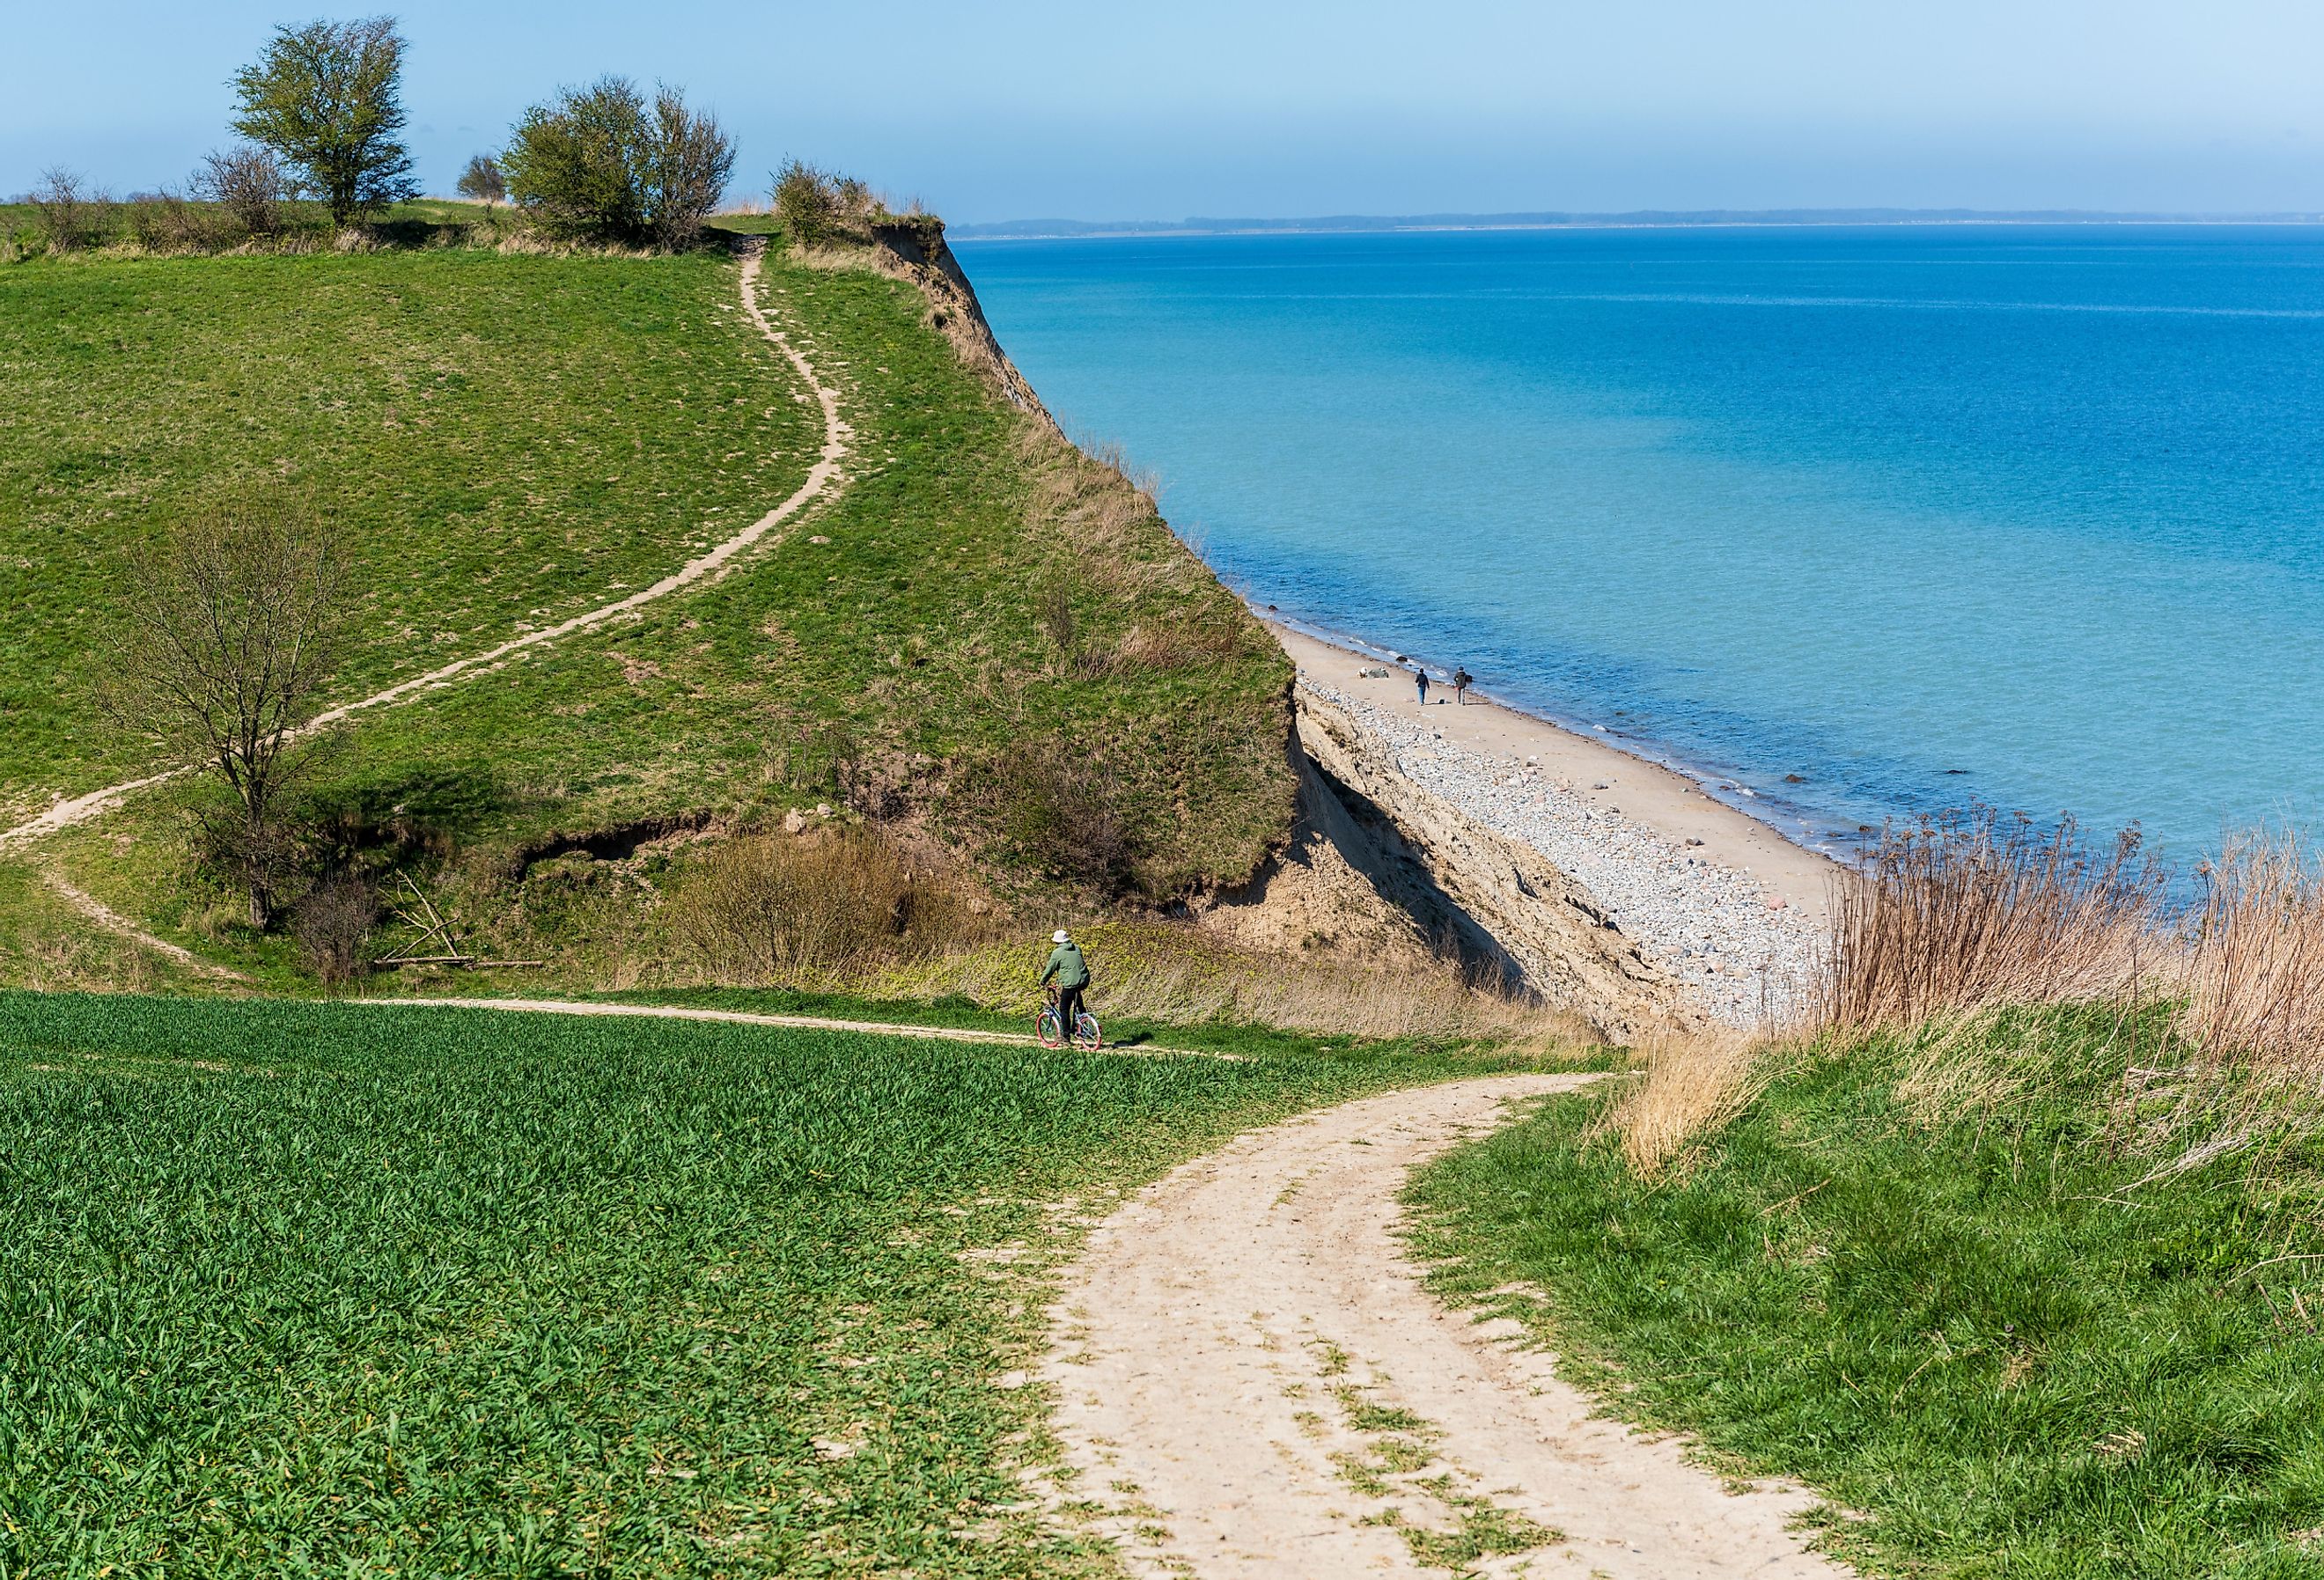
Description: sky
xmin=7 ymin=1 xmax=2324 ymax=222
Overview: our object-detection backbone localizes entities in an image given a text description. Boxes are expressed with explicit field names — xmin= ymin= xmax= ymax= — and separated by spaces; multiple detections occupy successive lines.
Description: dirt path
xmin=370 ymin=996 xmax=1235 ymax=1060
xmin=1047 ymin=1077 xmax=1853 ymax=1578
xmin=0 ymin=242 xmax=846 ymax=855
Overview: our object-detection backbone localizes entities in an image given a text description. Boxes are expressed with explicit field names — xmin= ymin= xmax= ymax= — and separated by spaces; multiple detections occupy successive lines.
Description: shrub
xmin=501 ymin=77 xmax=733 ymax=248
xmin=31 ymin=166 xmax=111 ymax=252
xmin=230 ymin=16 xmax=419 ymax=225
xmin=673 ymin=825 xmax=982 ymax=985
xmin=771 ymin=159 xmax=877 ymax=250
xmin=293 ymin=871 xmax=377 ymax=990
xmin=196 ymin=144 xmax=286 ymax=235
xmin=971 ymin=740 xmax=1141 ymax=894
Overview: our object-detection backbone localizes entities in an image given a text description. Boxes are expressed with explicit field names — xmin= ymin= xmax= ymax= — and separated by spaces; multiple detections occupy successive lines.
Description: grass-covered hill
xmin=0 ymin=210 xmax=1298 ymax=992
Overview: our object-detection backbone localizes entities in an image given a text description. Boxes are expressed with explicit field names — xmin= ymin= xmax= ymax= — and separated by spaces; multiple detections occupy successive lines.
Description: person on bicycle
xmin=1041 ymin=929 xmax=1092 ymax=1041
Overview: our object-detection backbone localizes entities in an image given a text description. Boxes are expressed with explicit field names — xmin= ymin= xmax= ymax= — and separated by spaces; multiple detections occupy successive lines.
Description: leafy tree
xmin=230 ymin=16 xmax=418 ymax=225
xmin=456 ymin=151 xmax=504 ymax=210
xmin=502 ymin=77 xmax=733 ymax=248
xmin=102 ymin=491 xmax=344 ymax=929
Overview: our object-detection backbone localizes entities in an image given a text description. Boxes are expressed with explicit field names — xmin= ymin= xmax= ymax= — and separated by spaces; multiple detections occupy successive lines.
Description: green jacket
xmin=1041 ymin=942 xmax=1091 ymax=990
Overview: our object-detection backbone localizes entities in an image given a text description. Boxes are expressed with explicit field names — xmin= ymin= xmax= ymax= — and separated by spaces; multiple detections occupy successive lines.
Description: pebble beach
xmin=1283 ymin=629 xmax=1834 ymax=1028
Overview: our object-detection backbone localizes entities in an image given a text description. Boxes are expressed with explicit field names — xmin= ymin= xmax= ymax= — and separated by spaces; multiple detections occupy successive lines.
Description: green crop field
xmin=0 ymin=230 xmax=1295 ymax=988
xmin=0 ymin=991 xmax=1479 ymax=1576
xmin=1411 ymin=1005 xmax=2324 ymax=1579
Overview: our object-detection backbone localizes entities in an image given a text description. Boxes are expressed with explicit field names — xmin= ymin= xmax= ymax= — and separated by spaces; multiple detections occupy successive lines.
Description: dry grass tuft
xmin=1585 ymin=1030 xmax=1772 ymax=1177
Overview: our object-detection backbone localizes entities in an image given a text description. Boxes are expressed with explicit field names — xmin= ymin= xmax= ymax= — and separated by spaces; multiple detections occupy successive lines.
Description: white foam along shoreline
xmin=1269 ymin=617 xmax=1837 ymax=1027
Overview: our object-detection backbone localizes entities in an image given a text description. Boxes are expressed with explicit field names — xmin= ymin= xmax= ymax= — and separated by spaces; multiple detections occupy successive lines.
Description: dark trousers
xmin=1057 ymin=985 xmax=1087 ymax=1036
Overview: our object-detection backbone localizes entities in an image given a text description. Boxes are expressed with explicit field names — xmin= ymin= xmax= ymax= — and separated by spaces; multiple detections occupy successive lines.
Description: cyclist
xmin=1040 ymin=928 xmax=1092 ymax=1044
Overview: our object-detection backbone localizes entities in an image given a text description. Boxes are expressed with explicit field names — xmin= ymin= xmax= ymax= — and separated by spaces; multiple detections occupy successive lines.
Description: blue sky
xmin=7 ymin=1 xmax=2324 ymax=220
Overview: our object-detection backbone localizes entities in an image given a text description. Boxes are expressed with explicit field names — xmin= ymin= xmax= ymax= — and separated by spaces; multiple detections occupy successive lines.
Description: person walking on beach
xmin=1452 ymin=666 xmax=1474 ymax=705
xmin=1415 ymin=666 xmax=1430 ymax=706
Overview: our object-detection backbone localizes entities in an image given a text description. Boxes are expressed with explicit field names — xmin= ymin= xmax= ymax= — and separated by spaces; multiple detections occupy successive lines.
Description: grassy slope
xmin=0 ymin=238 xmax=1292 ymax=986
xmin=0 ymin=992 xmax=1475 ymax=1577
xmin=1410 ymin=1006 xmax=2324 ymax=1579
xmin=0 ymin=248 xmax=819 ymax=821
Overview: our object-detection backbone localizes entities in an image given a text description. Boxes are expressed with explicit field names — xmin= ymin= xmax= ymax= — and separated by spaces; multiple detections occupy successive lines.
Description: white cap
xmin=1053 ymin=930 xmax=1070 ymax=944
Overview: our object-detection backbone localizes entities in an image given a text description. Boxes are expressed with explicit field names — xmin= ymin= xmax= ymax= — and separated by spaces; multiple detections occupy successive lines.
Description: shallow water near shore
xmin=960 ymin=224 xmax=2324 ymax=861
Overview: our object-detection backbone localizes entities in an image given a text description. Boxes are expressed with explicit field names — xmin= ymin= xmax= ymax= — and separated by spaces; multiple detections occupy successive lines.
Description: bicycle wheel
xmin=1071 ymin=1010 xmax=1101 ymax=1050
xmin=1035 ymin=1008 xmax=1065 ymax=1049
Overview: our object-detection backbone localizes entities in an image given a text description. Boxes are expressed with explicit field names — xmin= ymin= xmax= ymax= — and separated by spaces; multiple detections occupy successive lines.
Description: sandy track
xmin=1047 ymin=1077 xmax=1852 ymax=1578
xmin=0 ymin=243 xmax=846 ymax=854
xmin=370 ymin=995 xmax=1233 ymax=1059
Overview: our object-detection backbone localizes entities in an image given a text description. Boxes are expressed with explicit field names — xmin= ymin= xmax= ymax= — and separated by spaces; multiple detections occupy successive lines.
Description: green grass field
xmin=0 ymin=990 xmax=1484 ymax=1577
xmin=1 ymin=228 xmax=1294 ymax=988
xmin=1411 ymin=1005 xmax=2324 ymax=1578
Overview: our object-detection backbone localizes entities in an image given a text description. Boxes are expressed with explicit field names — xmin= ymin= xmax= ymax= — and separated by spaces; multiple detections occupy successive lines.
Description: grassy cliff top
xmin=0 ymin=223 xmax=1296 ymax=988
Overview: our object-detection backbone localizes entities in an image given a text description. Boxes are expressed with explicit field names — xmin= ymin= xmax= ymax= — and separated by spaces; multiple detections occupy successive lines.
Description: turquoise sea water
xmin=960 ymin=225 xmax=2324 ymax=859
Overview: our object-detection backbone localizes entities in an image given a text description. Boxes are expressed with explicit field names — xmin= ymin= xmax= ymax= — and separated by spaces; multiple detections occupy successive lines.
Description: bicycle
xmin=1036 ymin=985 xmax=1102 ymax=1051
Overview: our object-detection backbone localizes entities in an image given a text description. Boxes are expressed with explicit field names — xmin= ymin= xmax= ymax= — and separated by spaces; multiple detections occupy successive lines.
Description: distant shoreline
xmin=953 ymin=210 xmax=2324 ymax=242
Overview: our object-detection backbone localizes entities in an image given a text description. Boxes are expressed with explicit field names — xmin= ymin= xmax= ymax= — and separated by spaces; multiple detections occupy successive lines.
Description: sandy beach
xmin=1273 ymin=622 xmax=1837 ymax=1025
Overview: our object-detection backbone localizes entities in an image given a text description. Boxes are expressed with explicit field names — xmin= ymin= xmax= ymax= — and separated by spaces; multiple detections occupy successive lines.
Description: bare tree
xmin=456 ymin=151 xmax=504 ymax=211
xmin=230 ymin=16 xmax=418 ymax=225
xmin=104 ymin=493 xmax=344 ymax=928
xmin=195 ymin=144 xmax=286 ymax=235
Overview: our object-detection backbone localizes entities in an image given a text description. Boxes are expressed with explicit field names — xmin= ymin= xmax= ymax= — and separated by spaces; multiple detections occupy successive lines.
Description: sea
xmin=958 ymin=224 xmax=2324 ymax=862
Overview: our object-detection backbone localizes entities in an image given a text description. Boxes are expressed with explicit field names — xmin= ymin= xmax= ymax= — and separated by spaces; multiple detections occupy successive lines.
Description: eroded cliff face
xmin=1199 ymin=689 xmax=1704 ymax=1042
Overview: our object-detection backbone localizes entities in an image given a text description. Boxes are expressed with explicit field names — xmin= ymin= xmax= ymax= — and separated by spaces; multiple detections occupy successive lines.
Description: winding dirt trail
xmin=369 ymin=995 xmax=1233 ymax=1060
xmin=0 ymin=243 xmax=847 ymax=856
xmin=1048 ymin=1077 xmax=1853 ymax=1579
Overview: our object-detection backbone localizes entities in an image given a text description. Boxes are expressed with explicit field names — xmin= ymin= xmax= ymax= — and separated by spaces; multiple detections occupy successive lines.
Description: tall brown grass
xmin=2180 ymin=831 xmax=2324 ymax=1072
xmin=1822 ymin=808 xmax=2166 ymax=1032
xmin=1824 ymin=811 xmax=2324 ymax=1075
xmin=872 ymin=918 xmax=1594 ymax=1046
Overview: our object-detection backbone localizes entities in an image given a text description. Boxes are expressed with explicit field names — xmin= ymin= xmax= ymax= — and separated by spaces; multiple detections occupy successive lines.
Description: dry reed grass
xmin=1822 ymin=807 xmax=2166 ymax=1033
xmin=2180 ymin=831 xmax=2324 ymax=1073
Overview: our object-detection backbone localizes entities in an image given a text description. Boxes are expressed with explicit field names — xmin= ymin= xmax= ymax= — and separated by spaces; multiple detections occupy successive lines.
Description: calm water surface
xmin=960 ymin=226 xmax=2324 ymax=857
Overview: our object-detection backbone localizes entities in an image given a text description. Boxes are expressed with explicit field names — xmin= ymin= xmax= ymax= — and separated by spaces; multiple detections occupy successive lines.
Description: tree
xmin=501 ymin=77 xmax=733 ymax=247
xmin=103 ymin=492 xmax=344 ymax=929
xmin=456 ymin=151 xmax=504 ymax=211
xmin=644 ymin=85 xmax=734 ymax=249
xmin=230 ymin=16 xmax=418 ymax=225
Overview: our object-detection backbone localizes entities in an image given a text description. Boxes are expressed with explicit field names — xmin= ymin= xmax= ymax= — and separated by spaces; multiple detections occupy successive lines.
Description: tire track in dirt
xmin=1045 ymin=1077 xmax=1855 ymax=1578
xmin=1 ymin=241 xmax=847 ymax=854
